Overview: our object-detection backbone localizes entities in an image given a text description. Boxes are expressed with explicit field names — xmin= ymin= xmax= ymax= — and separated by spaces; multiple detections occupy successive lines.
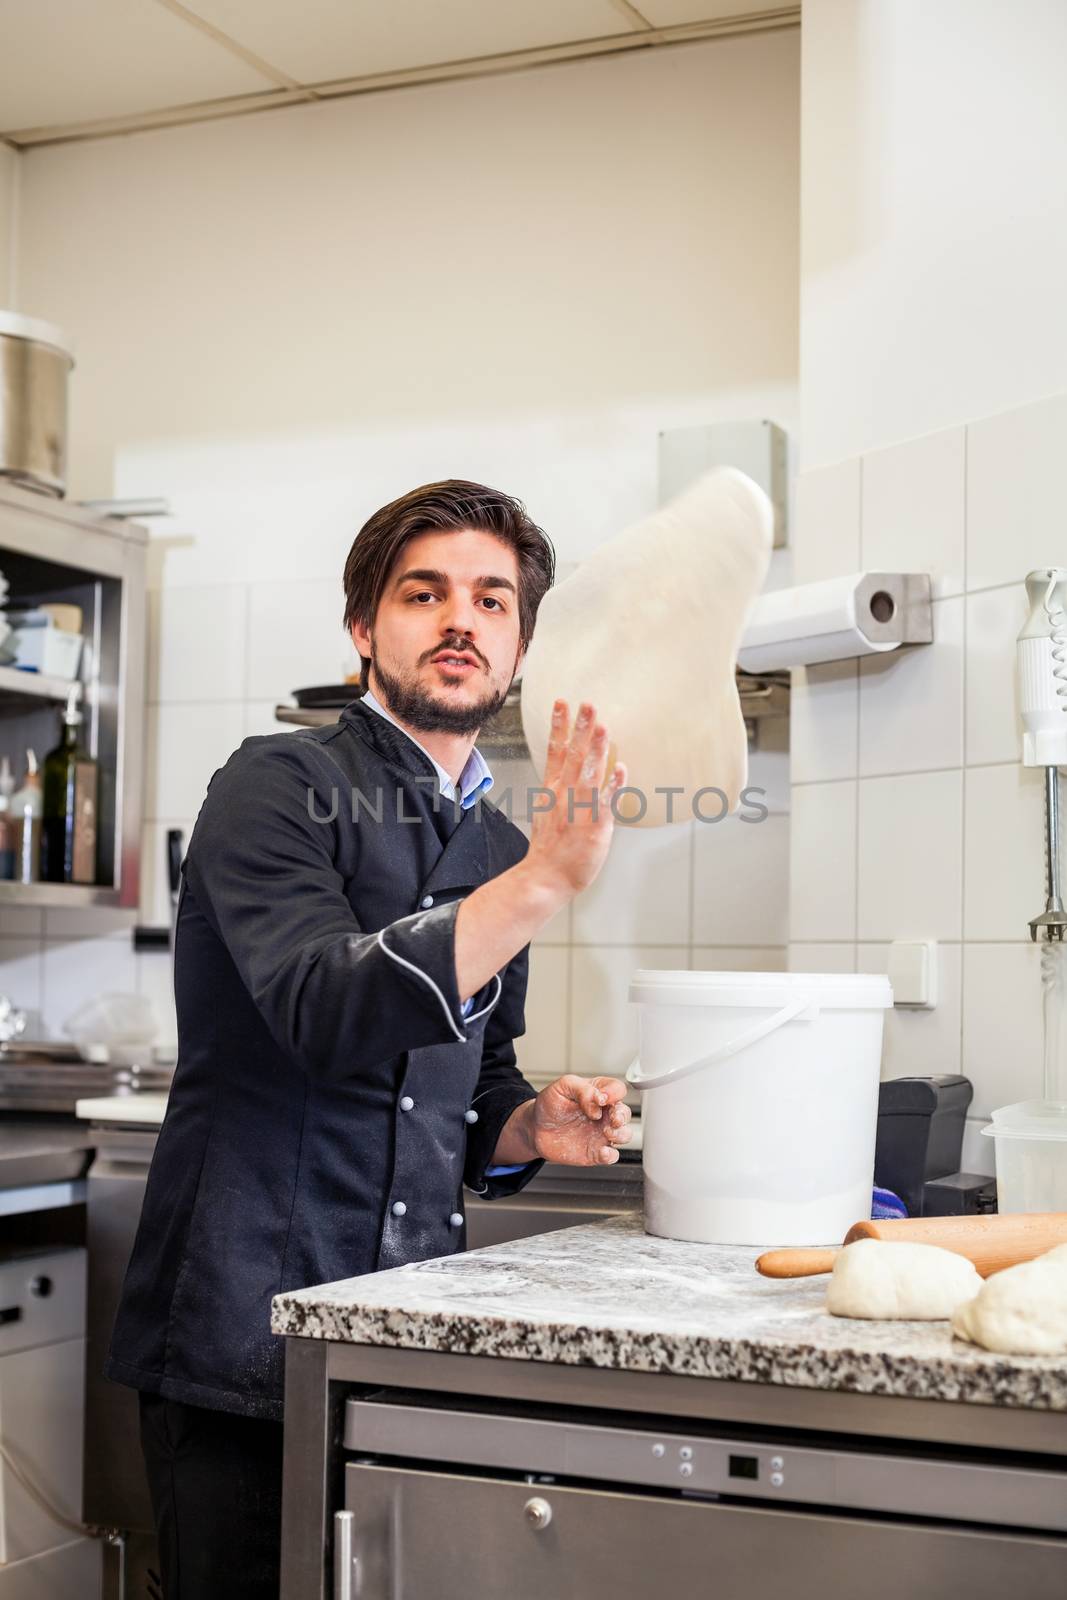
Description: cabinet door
xmin=0 ymin=1340 xmax=85 ymax=1565
xmin=0 ymin=1537 xmax=100 ymax=1599
xmin=343 ymin=1463 xmax=1067 ymax=1600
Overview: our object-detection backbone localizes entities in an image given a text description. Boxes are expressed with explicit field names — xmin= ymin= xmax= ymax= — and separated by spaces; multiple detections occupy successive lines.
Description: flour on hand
xmin=519 ymin=468 xmax=773 ymax=829
xmin=951 ymin=1242 xmax=1067 ymax=1355
xmin=826 ymin=1238 xmax=983 ymax=1320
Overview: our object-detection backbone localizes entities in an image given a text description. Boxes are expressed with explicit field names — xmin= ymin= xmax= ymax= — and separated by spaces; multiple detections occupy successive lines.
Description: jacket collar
xmin=340 ymin=695 xmax=448 ymax=782
xmin=360 ymin=689 xmax=494 ymax=809
xmin=339 ymin=698 xmax=491 ymax=894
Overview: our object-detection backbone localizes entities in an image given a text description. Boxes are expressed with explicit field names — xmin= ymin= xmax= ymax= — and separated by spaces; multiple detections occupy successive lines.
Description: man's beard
xmin=370 ymin=652 xmax=510 ymax=735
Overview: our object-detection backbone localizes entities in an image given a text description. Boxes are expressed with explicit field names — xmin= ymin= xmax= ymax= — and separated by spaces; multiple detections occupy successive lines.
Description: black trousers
xmin=139 ymin=1393 xmax=285 ymax=1600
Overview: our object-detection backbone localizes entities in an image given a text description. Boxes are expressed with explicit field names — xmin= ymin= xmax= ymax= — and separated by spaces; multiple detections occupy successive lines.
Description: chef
xmin=106 ymin=479 xmax=633 ymax=1598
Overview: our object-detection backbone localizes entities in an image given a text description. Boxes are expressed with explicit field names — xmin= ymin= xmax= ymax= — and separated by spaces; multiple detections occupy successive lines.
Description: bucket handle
xmin=625 ymin=995 xmax=820 ymax=1091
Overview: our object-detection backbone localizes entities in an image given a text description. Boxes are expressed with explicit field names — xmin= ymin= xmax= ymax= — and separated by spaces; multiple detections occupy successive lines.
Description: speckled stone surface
xmin=271 ymin=1213 xmax=1067 ymax=1411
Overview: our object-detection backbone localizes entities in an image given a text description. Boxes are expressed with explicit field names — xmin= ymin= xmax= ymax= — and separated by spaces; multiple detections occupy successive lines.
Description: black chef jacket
xmin=105 ymin=698 xmax=542 ymax=1420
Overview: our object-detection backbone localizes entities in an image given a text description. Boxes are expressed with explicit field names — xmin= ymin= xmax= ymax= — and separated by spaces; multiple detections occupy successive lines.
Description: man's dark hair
xmin=342 ymin=480 xmax=555 ymax=691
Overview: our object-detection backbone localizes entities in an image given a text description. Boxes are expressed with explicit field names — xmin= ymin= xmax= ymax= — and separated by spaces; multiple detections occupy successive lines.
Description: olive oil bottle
xmin=42 ymin=684 xmax=98 ymax=884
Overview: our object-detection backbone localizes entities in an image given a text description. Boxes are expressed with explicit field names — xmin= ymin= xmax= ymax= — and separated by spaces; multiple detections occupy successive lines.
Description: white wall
xmin=0 ymin=145 xmax=17 ymax=305
xmin=794 ymin=2 xmax=1067 ymax=1176
xmin=800 ymin=0 xmax=1067 ymax=468
xmin=3 ymin=32 xmax=800 ymax=1069
xmin=17 ymin=33 xmax=799 ymax=499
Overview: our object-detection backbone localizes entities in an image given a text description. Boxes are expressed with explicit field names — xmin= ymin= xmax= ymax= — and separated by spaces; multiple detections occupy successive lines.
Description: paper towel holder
xmin=737 ymin=572 xmax=933 ymax=675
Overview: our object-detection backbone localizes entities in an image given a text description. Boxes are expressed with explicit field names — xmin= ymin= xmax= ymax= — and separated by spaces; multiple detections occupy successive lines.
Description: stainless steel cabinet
xmin=0 ymin=482 xmax=146 ymax=910
xmin=340 ymin=1461 xmax=1067 ymax=1600
xmin=0 ymin=1249 xmax=101 ymax=1596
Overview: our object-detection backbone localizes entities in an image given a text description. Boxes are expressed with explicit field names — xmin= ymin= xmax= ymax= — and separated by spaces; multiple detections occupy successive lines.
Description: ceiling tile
xmin=636 ymin=0 xmax=785 ymax=24
xmin=179 ymin=0 xmax=640 ymax=85
xmin=0 ymin=0 xmax=279 ymax=134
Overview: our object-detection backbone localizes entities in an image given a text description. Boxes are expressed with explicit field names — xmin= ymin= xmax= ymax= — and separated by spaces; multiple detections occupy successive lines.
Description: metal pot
xmin=0 ymin=310 xmax=75 ymax=497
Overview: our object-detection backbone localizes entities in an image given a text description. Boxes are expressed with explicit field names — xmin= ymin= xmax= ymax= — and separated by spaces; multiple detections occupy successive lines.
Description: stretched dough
xmin=826 ymin=1239 xmax=983 ymax=1321
xmin=520 ymin=468 xmax=773 ymax=828
xmin=951 ymin=1243 xmax=1067 ymax=1355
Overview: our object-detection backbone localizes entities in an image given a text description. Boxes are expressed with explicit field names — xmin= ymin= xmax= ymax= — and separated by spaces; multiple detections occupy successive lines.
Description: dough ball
xmin=826 ymin=1239 xmax=983 ymax=1320
xmin=951 ymin=1248 xmax=1067 ymax=1355
xmin=519 ymin=468 xmax=773 ymax=829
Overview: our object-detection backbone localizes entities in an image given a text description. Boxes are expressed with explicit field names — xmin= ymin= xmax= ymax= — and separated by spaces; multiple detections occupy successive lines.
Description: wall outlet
xmin=888 ymin=939 xmax=938 ymax=1007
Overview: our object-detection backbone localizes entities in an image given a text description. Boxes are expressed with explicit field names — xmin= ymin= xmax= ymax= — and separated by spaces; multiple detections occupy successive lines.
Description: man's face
xmin=350 ymin=528 xmax=525 ymax=735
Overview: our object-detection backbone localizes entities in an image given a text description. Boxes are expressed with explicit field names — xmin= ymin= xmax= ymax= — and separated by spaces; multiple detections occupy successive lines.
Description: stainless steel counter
xmin=0 ymin=1119 xmax=94 ymax=1189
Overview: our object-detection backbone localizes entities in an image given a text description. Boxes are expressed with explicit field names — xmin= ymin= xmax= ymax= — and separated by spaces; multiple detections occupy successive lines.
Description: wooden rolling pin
xmin=756 ymin=1212 xmax=1067 ymax=1279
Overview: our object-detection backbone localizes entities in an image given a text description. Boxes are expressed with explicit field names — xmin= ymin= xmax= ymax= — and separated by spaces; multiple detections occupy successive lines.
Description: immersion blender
xmin=1017 ymin=568 xmax=1067 ymax=1106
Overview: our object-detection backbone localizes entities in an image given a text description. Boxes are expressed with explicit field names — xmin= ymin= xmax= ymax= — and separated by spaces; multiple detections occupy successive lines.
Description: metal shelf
xmin=274 ymin=697 xmax=529 ymax=758
xmin=0 ymin=662 xmax=78 ymax=713
xmin=275 ymin=671 xmax=791 ymax=758
xmin=275 ymin=704 xmax=338 ymax=728
xmin=0 ymin=881 xmax=127 ymax=908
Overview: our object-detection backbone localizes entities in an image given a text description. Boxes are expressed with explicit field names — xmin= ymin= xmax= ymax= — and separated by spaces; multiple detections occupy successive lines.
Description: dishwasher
xmin=335 ymin=1392 xmax=1067 ymax=1599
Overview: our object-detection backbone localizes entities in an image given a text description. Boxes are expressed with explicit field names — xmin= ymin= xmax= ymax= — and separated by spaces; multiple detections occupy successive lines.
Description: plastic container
xmin=63 ymin=992 xmax=158 ymax=1065
xmin=981 ymin=1100 xmax=1067 ymax=1214
xmin=626 ymin=970 xmax=893 ymax=1247
xmin=10 ymin=622 xmax=82 ymax=678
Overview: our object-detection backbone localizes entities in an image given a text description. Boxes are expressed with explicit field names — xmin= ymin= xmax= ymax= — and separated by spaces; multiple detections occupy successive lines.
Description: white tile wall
xmin=858 ymin=596 xmax=963 ymax=776
xmin=574 ymin=823 xmax=693 ymax=947
xmin=147 ymin=584 xmax=248 ymax=703
xmin=0 ymin=938 xmax=42 ymax=1033
xmin=792 ymin=458 xmax=861 ymax=584
xmin=961 ymin=942 xmax=1045 ymax=1118
xmin=570 ymin=944 xmax=689 ymax=1080
xmin=246 ymin=580 xmax=355 ymax=703
xmin=41 ymin=936 xmax=138 ymax=1041
xmin=966 ymin=394 xmax=1067 ymax=592
xmin=789 ymin=661 xmax=857 ymax=784
xmin=144 ymin=702 xmax=247 ymax=820
xmin=963 ymin=763 xmax=1046 ymax=942
xmin=861 ymin=427 xmax=965 ymax=599
xmin=788 ymin=942 xmax=856 ymax=973
xmin=691 ymin=946 xmax=787 ymax=972
xmin=789 ymin=780 xmax=856 ymax=941
xmin=856 ymin=941 xmax=963 ymax=1079
xmin=856 ymin=769 xmax=963 ymax=941
xmin=514 ymin=946 xmax=569 ymax=1088
xmin=692 ymin=812 xmax=788 ymax=946
xmin=794 ymin=391 xmax=1067 ymax=1156
xmin=964 ymin=584 xmax=1027 ymax=766
xmin=136 ymin=949 xmax=178 ymax=1050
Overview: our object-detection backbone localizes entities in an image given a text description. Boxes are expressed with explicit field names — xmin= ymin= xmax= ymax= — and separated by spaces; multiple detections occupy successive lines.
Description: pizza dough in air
xmin=951 ymin=1242 xmax=1067 ymax=1355
xmin=520 ymin=468 xmax=773 ymax=828
xmin=826 ymin=1239 xmax=983 ymax=1321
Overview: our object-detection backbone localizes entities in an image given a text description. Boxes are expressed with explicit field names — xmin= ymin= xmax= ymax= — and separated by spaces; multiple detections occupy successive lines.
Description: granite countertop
xmin=272 ymin=1212 xmax=1067 ymax=1412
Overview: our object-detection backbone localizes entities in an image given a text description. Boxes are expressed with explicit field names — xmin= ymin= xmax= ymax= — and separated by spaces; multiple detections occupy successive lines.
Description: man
xmin=107 ymin=480 xmax=632 ymax=1597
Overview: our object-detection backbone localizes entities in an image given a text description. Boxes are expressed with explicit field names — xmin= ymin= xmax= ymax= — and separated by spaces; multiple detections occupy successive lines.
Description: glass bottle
xmin=0 ymin=757 xmax=15 ymax=880
xmin=42 ymin=685 xmax=99 ymax=885
xmin=11 ymin=750 xmax=42 ymax=885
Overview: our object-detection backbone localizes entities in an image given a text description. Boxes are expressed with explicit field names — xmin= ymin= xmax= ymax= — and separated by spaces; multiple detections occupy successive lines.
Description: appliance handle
xmin=333 ymin=1509 xmax=360 ymax=1600
xmin=625 ymin=996 xmax=819 ymax=1090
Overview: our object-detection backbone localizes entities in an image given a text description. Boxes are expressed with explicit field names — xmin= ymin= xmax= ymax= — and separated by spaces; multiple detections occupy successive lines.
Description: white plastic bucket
xmin=626 ymin=970 xmax=893 ymax=1247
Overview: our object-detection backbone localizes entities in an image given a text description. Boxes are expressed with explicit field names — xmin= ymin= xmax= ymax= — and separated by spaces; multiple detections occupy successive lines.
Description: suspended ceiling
xmin=0 ymin=1 xmax=799 ymax=147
